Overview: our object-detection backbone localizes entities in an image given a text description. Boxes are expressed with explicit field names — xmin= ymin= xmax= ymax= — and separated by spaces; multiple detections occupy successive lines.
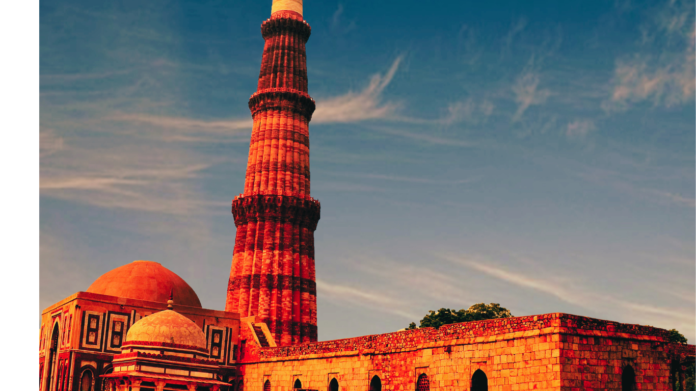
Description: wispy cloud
xmin=603 ymin=0 xmax=694 ymax=111
xmin=512 ymin=71 xmax=551 ymax=122
xmin=641 ymin=188 xmax=696 ymax=208
xmin=371 ymin=125 xmax=478 ymax=147
xmin=328 ymin=172 xmax=481 ymax=185
xmin=442 ymin=254 xmax=695 ymax=325
xmin=40 ymin=124 xmax=229 ymax=215
xmin=317 ymin=253 xmax=477 ymax=323
xmin=565 ymin=119 xmax=597 ymax=139
xmin=444 ymin=255 xmax=588 ymax=306
xmin=329 ymin=4 xmax=356 ymax=34
xmin=40 ymin=128 xmax=65 ymax=158
xmin=442 ymin=99 xmax=495 ymax=125
xmin=576 ymin=165 xmax=695 ymax=208
xmin=312 ymin=56 xmax=403 ymax=123
xmin=317 ymin=279 xmax=418 ymax=319
xmin=501 ymin=17 xmax=528 ymax=58
xmin=108 ymin=113 xmax=252 ymax=133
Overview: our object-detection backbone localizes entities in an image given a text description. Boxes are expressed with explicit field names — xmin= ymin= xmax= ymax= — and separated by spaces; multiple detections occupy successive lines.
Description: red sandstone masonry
xmin=226 ymin=7 xmax=319 ymax=346
xmin=235 ymin=314 xmax=694 ymax=391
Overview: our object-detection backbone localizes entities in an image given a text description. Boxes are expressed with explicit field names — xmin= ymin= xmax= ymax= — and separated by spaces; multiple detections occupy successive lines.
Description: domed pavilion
xmin=39 ymin=260 xmax=262 ymax=391
xmin=101 ymin=298 xmax=229 ymax=391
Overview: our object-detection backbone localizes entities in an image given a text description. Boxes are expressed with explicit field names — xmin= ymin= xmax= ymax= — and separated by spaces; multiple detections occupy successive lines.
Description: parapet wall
xmin=236 ymin=313 xmax=692 ymax=391
xmin=256 ymin=313 xmax=670 ymax=360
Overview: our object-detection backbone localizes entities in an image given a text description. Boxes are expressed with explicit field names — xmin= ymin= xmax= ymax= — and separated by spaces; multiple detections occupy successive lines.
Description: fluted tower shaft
xmin=225 ymin=0 xmax=319 ymax=346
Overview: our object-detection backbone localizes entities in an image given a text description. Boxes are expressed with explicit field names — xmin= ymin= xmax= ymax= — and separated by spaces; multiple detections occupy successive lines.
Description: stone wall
xmin=236 ymin=314 xmax=693 ymax=391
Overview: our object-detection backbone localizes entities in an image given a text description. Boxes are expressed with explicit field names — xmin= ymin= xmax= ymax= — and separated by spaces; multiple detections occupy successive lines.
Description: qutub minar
xmin=225 ymin=0 xmax=319 ymax=346
xmin=40 ymin=1 xmax=694 ymax=391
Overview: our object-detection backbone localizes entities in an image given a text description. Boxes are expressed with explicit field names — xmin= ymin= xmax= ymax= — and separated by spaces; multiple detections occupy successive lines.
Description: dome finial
xmin=167 ymin=289 xmax=174 ymax=310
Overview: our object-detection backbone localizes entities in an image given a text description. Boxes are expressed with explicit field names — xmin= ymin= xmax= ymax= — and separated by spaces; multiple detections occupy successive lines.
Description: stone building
xmin=39 ymin=1 xmax=694 ymax=391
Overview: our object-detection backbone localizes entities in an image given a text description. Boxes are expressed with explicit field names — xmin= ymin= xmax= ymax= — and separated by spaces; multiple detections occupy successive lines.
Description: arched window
xmin=46 ymin=324 xmax=60 ymax=391
xmin=472 ymin=369 xmax=488 ymax=391
xmin=294 ymin=379 xmax=302 ymax=390
xmin=330 ymin=378 xmax=339 ymax=391
xmin=416 ymin=374 xmax=429 ymax=391
xmin=264 ymin=380 xmax=271 ymax=391
xmin=622 ymin=365 xmax=636 ymax=391
xmin=80 ymin=370 xmax=93 ymax=391
xmin=101 ymin=367 xmax=113 ymax=391
xmin=370 ymin=376 xmax=382 ymax=391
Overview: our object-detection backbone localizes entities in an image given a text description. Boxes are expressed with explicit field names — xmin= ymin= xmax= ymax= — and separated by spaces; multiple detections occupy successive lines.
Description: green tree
xmin=667 ymin=329 xmax=693 ymax=391
xmin=668 ymin=329 xmax=688 ymax=344
xmin=406 ymin=303 xmax=512 ymax=330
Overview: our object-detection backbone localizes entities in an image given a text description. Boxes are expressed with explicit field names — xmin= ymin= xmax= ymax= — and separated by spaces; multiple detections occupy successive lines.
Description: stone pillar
xmin=225 ymin=0 xmax=319 ymax=346
xmin=679 ymin=366 xmax=686 ymax=391
xmin=156 ymin=381 xmax=166 ymax=391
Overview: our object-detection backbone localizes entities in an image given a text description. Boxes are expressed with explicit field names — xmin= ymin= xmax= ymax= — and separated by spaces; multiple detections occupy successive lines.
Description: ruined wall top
xmin=252 ymin=313 xmax=682 ymax=360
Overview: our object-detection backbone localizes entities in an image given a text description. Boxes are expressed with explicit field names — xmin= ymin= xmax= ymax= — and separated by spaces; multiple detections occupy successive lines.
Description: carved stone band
xmin=232 ymin=194 xmax=320 ymax=230
xmin=228 ymin=274 xmax=317 ymax=296
xmin=261 ymin=17 xmax=311 ymax=41
xmin=248 ymin=88 xmax=316 ymax=122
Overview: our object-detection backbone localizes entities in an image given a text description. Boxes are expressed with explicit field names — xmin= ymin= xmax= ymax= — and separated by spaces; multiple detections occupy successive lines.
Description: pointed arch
xmin=46 ymin=322 xmax=60 ymax=391
xmin=370 ymin=376 xmax=382 ymax=391
xmin=416 ymin=374 xmax=429 ymax=391
xmin=264 ymin=380 xmax=271 ymax=391
xmin=100 ymin=366 xmax=113 ymax=391
xmin=80 ymin=369 xmax=94 ymax=391
xmin=471 ymin=369 xmax=488 ymax=391
xmin=330 ymin=378 xmax=339 ymax=391
xmin=294 ymin=379 xmax=302 ymax=390
xmin=622 ymin=365 xmax=636 ymax=391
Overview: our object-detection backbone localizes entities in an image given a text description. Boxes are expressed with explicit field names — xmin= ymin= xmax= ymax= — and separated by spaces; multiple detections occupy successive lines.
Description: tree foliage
xmin=667 ymin=329 xmax=693 ymax=391
xmin=668 ymin=329 xmax=688 ymax=344
xmin=407 ymin=303 xmax=512 ymax=330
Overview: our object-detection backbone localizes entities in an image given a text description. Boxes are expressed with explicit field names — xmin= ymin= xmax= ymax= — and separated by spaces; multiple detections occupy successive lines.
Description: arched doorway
xmin=46 ymin=323 xmax=60 ymax=391
xmin=471 ymin=369 xmax=488 ymax=391
xmin=416 ymin=374 xmax=429 ymax=391
xmin=264 ymin=380 xmax=271 ymax=391
xmin=294 ymin=379 xmax=302 ymax=390
xmin=370 ymin=376 xmax=381 ymax=391
xmin=330 ymin=378 xmax=339 ymax=391
xmin=622 ymin=365 xmax=636 ymax=391
xmin=80 ymin=370 xmax=94 ymax=391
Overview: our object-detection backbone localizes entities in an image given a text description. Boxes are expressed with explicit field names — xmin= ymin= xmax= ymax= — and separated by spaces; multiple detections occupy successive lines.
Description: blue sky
xmin=40 ymin=0 xmax=695 ymax=342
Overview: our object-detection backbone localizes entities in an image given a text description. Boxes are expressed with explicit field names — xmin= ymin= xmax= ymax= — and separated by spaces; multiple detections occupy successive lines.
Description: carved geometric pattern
xmin=416 ymin=374 xmax=429 ymax=391
xmin=80 ymin=311 xmax=104 ymax=351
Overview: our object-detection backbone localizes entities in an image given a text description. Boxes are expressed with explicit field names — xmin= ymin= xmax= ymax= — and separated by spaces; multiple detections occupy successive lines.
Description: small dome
xmin=86 ymin=260 xmax=202 ymax=308
xmin=125 ymin=310 xmax=207 ymax=351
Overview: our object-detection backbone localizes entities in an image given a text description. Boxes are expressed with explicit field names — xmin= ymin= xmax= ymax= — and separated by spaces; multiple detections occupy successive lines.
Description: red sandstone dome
xmin=86 ymin=260 xmax=202 ymax=308
xmin=125 ymin=309 xmax=208 ymax=351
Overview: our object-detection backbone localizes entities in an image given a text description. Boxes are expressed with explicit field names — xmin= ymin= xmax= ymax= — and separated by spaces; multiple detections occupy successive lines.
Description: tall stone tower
xmin=225 ymin=0 xmax=320 ymax=346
